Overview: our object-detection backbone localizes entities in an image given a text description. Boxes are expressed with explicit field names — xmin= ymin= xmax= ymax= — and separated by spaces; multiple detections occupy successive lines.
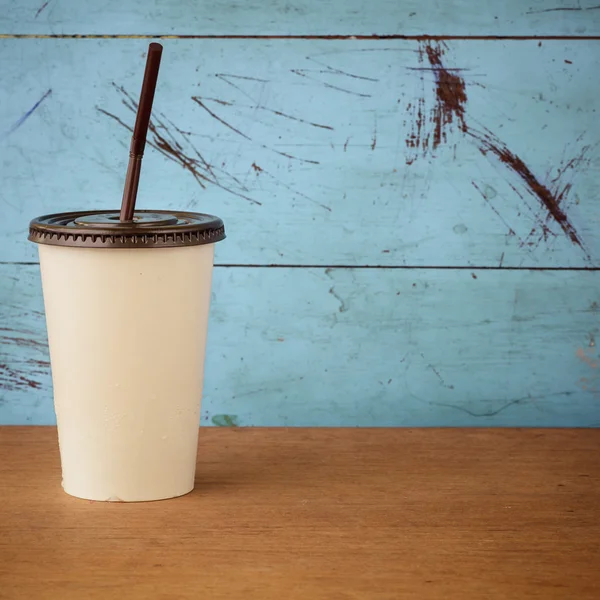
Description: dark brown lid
xmin=28 ymin=210 xmax=225 ymax=249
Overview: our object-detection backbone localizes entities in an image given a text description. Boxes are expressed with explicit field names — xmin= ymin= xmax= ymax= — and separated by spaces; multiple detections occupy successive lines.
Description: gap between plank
xmin=0 ymin=34 xmax=599 ymax=40
xmin=2 ymin=262 xmax=599 ymax=271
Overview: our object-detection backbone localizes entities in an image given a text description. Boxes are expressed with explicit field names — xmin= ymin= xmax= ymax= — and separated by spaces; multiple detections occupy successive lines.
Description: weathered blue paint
xmin=1 ymin=3 xmax=599 ymax=426
xmin=1 ymin=39 xmax=599 ymax=267
xmin=0 ymin=0 xmax=599 ymax=36
xmin=1 ymin=265 xmax=598 ymax=426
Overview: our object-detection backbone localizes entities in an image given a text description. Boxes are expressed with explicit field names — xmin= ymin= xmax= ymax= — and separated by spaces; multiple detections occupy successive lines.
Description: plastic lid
xmin=28 ymin=210 xmax=225 ymax=249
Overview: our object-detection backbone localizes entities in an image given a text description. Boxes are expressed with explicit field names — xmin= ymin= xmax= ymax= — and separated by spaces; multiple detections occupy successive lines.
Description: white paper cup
xmin=29 ymin=210 xmax=225 ymax=501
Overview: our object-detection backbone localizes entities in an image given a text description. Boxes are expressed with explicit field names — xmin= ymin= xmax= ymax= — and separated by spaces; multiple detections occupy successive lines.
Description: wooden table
xmin=0 ymin=428 xmax=598 ymax=599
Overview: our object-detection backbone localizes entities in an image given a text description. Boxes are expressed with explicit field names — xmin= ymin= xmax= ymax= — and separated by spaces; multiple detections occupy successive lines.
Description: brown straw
xmin=120 ymin=43 xmax=163 ymax=221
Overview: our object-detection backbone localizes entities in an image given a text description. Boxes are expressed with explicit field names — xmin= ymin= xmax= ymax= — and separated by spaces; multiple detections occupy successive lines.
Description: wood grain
xmin=2 ymin=264 xmax=599 ymax=427
xmin=0 ymin=427 xmax=598 ymax=599
xmin=1 ymin=0 xmax=600 ymax=36
xmin=1 ymin=39 xmax=599 ymax=267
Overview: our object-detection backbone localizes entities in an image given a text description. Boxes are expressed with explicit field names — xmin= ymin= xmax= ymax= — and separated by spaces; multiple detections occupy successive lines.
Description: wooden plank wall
xmin=1 ymin=1 xmax=599 ymax=426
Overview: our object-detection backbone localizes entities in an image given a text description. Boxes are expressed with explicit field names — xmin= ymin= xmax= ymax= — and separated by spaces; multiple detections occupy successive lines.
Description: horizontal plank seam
xmin=1 ymin=34 xmax=600 ymax=41
xmin=2 ymin=262 xmax=599 ymax=271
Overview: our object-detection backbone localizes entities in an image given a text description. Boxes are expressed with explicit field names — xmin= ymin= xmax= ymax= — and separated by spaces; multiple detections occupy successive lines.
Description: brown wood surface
xmin=0 ymin=427 xmax=599 ymax=599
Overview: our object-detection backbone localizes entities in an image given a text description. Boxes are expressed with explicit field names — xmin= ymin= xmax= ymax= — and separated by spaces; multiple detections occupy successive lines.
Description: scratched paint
xmin=1 ymin=0 xmax=600 ymax=35
xmin=407 ymin=41 xmax=592 ymax=259
xmin=1 ymin=264 xmax=599 ymax=426
xmin=1 ymin=21 xmax=600 ymax=429
xmin=98 ymin=84 xmax=264 ymax=206
xmin=1 ymin=39 xmax=599 ymax=267
xmin=34 ymin=0 xmax=51 ymax=18
xmin=525 ymin=4 xmax=600 ymax=15
xmin=0 ymin=325 xmax=49 ymax=394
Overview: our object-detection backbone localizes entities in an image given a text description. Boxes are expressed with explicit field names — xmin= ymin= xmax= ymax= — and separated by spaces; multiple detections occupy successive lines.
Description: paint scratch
xmin=470 ymin=127 xmax=589 ymax=250
xmin=98 ymin=84 xmax=262 ymax=206
xmin=291 ymin=69 xmax=372 ymax=98
xmin=256 ymin=165 xmax=332 ymax=212
xmin=191 ymin=96 xmax=320 ymax=165
xmin=434 ymin=397 xmax=529 ymax=417
xmin=0 ymin=327 xmax=50 ymax=392
xmin=421 ymin=353 xmax=455 ymax=389
xmin=0 ymin=335 xmax=47 ymax=350
xmin=1 ymin=89 xmax=52 ymax=140
xmin=34 ymin=0 xmax=51 ymax=18
xmin=407 ymin=41 xmax=590 ymax=257
xmin=329 ymin=287 xmax=348 ymax=312
xmin=0 ymin=363 xmax=42 ymax=391
xmin=526 ymin=5 xmax=600 ymax=14
xmin=194 ymin=96 xmax=333 ymax=130
xmin=214 ymin=73 xmax=269 ymax=103
xmin=371 ymin=116 xmax=377 ymax=151
xmin=192 ymin=97 xmax=252 ymax=141
xmin=99 ymin=83 xmax=324 ymax=210
xmin=305 ymin=57 xmax=379 ymax=82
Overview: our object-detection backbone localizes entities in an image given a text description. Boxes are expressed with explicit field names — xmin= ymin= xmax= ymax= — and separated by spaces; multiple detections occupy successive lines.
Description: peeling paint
xmin=576 ymin=347 xmax=598 ymax=368
xmin=211 ymin=414 xmax=240 ymax=427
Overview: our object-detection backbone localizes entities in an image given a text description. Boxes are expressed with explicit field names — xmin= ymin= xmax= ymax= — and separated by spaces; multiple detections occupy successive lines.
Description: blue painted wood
xmin=1 ymin=39 xmax=599 ymax=267
xmin=2 ymin=4 xmax=599 ymax=427
xmin=1 ymin=264 xmax=598 ymax=426
xmin=1 ymin=0 xmax=600 ymax=35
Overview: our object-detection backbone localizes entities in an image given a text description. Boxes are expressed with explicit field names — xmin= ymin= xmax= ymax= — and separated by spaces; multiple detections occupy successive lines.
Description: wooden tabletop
xmin=0 ymin=427 xmax=599 ymax=599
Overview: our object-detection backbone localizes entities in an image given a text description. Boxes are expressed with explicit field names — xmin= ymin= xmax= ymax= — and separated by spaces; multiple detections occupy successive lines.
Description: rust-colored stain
xmin=424 ymin=43 xmax=467 ymax=148
xmin=30 ymin=359 xmax=50 ymax=368
xmin=0 ymin=363 xmax=42 ymax=390
xmin=407 ymin=41 xmax=589 ymax=255
xmin=0 ymin=357 xmax=49 ymax=392
xmin=471 ymin=129 xmax=588 ymax=249
xmin=576 ymin=347 xmax=598 ymax=369
xmin=0 ymin=336 xmax=47 ymax=350
xmin=0 ymin=330 xmax=50 ymax=391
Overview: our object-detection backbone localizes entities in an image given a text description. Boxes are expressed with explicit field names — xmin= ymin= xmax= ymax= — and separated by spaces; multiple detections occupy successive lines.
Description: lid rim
xmin=28 ymin=209 xmax=225 ymax=249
